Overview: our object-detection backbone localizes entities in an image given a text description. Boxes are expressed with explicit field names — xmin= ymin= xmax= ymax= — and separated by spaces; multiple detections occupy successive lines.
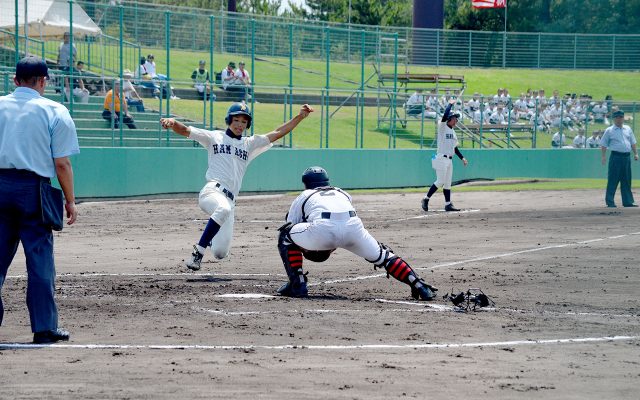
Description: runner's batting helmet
xmin=302 ymin=166 xmax=329 ymax=189
xmin=225 ymin=102 xmax=252 ymax=128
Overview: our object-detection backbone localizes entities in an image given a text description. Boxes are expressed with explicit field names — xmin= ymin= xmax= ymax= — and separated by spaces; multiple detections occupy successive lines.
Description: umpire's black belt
xmin=0 ymin=168 xmax=50 ymax=183
xmin=611 ymin=151 xmax=630 ymax=157
xmin=442 ymin=154 xmax=453 ymax=159
xmin=321 ymin=211 xmax=356 ymax=219
xmin=215 ymin=182 xmax=235 ymax=201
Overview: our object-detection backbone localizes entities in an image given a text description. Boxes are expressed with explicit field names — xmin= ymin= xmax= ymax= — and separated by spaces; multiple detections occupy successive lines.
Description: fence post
xmin=573 ymin=34 xmax=577 ymax=69
xmin=288 ymin=23 xmax=293 ymax=147
xmin=209 ymin=15 xmax=214 ymax=130
xmin=611 ymin=35 xmax=616 ymax=70
xmin=360 ymin=29 xmax=365 ymax=148
xmin=391 ymin=33 xmax=398 ymax=149
xmin=68 ymin=0 xmax=75 ymax=116
xmin=537 ymin=34 xmax=541 ymax=68
xmin=119 ymin=5 xmax=124 ymax=144
xmin=502 ymin=31 xmax=506 ymax=68
xmin=468 ymin=31 xmax=472 ymax=67
xmin=165 ymin=11 xmax=171 ymax=118
xmin=14 ymin=0 xmax=19 ymax=65
xmin=250 ymin=18 xmax=255 ymax=136
xmin=324 ymin=27 xmax=330 ymax=149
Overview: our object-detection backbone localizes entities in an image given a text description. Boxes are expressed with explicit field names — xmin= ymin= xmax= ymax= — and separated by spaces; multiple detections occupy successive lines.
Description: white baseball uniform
xmin=285 ymin=187 xmax=380 ymax=261
xmin=188 ymin=126 xmax=271 ymax=258
xmin=432 ymin=120 xmax=458 ymax=190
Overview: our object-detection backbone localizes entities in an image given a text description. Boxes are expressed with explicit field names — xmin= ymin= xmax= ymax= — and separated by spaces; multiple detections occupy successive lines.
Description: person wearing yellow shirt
xmin=102 ymin=80 xmax=137 ymax=129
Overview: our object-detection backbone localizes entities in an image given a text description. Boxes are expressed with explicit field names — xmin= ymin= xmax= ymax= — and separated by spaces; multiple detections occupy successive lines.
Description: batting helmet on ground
xmin=225 ymin=102 xmax=252 ymax=128
xmin=302 ymin=166 xmax=330 ymax=189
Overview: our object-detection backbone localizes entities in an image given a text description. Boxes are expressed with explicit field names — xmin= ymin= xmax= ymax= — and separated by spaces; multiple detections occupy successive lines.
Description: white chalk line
xmin=394 ymin=209 xmax=480 ymax=222
xmin=192 ymin=299 xmax=637 ymax=319
xmin=7 ymin=272 xmax=279 ymax=279
xmin=1 ymin=335 xmax=637 ymax=351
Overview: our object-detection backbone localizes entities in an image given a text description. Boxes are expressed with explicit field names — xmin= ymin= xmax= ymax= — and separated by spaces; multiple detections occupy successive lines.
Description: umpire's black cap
xmin=16 ymin=56 xmax=49 ymax=80
xmin=612 ymin=110 xmax=625 ymax=118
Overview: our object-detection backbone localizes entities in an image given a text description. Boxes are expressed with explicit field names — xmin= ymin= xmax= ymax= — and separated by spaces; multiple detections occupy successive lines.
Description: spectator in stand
xmin=136 ymin=56 xmax=160 ymax=98
xmin=465 ymin=92 xmax=480 ymax=114
xmin=406 ymin=89 xmax=425 ymax=116
xmin=234 ymin=61 xmax=253 ymax=101
xmin=586 ymin=131 xmax=601 ymax=149
xmin=514 ymin=93 xmax=529 ymax=120
xmin=551 ymin=131 xmax=567 ymax=148
xmin=191 ymin=60 xmax=211 ymax=100
xmin=64 ymin=61 xmax=89 ymax=104
xmin=592 ymin=102 xmax=609 ymax=124
xmin=573 ymin=129 xmax=586 ymax=148
xmin=530 ymin=104 xmax=550 ymax=132
xmin=56 ymin=32 xmax=76 ymax=69
xmin=503 ymin=88 xmax=512 ymax=103
xmin=122 ymin=70 xmax=145 ymax=112
xmin=489 ymin=105 xmax=507 ymax=125
xmin=537 ymin=89 xmax=548 ymax=106
xmin=549 ymin=89 xmax=561 ymax=105
xmin=472 ymin=102 xmax=488 ymax=124
xmin=221 ymin=61 xmax=244 ymax=101
xmin=102 ymin=81 xmax=137 ymax=129
xmin=144 ymin=54 xmax=178 ymax=100
xmin=493 ymin=88 xmax=504 ymax=104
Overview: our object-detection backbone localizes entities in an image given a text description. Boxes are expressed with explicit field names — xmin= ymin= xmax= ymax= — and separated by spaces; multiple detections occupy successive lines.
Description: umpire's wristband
xmin=455 ymin=147 xmax=464 ymax=160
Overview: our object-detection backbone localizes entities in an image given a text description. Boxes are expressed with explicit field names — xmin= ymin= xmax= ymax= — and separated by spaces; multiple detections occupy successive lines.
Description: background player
xmin=160 ymin=103 xmax=313 ymax=270
xmin=422 ymin=98 xmax=468 ymax=212
xmin=277 ymin=166 xmax=437 ymax=301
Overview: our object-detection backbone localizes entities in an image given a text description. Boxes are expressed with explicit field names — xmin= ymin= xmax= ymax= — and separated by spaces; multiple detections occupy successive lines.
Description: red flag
xmin=472 ymin=0 xmax=506 ymax=8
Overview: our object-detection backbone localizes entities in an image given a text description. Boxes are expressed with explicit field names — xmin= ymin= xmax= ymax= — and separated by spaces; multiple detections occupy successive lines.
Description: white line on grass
xmin=1 ymin=335 xmax=637 ymax=351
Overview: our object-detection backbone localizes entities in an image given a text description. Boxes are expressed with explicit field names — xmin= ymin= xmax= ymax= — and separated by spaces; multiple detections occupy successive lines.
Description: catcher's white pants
xmin=289 ymin=215 xmax=381 ymax=261
xmin=198 ymin=182 xmax=235 ymax=259
xmin=432 ymin=154 xmax=453 ymax=189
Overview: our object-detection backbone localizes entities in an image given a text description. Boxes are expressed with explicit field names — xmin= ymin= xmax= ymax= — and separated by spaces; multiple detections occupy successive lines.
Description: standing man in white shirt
xmin=160 ymin=103 xmax=314 ymax=270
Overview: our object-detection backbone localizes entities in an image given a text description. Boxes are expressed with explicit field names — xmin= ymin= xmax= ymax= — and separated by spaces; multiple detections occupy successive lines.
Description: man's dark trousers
xmin=606 ymin=151 xmax=635 ymax=207
xmin=0 ymin=169 xmax=58 ymax=333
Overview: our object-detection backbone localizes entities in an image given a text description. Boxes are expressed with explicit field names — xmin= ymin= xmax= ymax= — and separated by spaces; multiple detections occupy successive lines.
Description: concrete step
xmin=75 ymin=118 xmax=161 ymax=130
xmin=78 ymin=136 xmax=198 ymax=147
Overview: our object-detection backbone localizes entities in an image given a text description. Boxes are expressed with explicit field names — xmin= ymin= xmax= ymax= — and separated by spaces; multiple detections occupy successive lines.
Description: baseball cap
xmin=16 ymin=56 xmax=49 ymax=80
xmin=612 ymin=110 xmax=624 ymax=118
xmin=228 ymin=61 xmax=236 ymax=68
xmin=239 ymin=61 xmax=245 ymax=65
xmin=199 ymin=60 xmax=206 ymax=65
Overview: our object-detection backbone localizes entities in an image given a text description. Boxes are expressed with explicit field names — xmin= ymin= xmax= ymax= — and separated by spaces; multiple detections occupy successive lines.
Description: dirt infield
xmin=1 ymin=189 xmax=639 ymax=399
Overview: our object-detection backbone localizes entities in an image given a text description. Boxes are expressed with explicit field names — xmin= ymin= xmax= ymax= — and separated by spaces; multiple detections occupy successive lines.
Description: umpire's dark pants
xmin=606 ymin=151 xmax=635 ymax=207
xmin=0 ymin=169 xmax=58 ymax=333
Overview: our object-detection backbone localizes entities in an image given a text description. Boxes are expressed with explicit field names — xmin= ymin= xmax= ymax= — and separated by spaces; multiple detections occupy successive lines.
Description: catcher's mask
xmin=225 ymin=102 xmax=252 ymax=128
xmin=302 ymin=166 xmax=329 ymax=189
xmin=303 ymin=249 xmax=333 ymax=262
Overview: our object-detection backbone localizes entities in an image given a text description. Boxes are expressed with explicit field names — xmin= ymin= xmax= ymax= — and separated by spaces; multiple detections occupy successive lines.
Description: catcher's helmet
xmin=303 ymin=249 xmax=333 ymax=263
xmin=225 ymin=102 xmax=252 ymax=128
xmin=302 ymin=166 xmax=329 ymax=189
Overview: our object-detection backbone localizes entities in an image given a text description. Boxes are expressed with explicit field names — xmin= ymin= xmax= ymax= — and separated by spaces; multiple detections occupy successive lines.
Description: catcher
xmin=276 ymin=166 xmax=437 ymax=300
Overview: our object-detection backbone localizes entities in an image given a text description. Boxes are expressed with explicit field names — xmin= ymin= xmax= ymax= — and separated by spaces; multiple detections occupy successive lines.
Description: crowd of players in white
xmin=404 ymin=87 xmax=616 ymax=149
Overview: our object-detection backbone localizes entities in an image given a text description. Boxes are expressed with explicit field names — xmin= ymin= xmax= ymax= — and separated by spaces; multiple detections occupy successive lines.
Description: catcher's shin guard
xmin=277 ymin=224 xmax=308 ymax=297
xmin=370 ymin=243 xmax=437 ymax=301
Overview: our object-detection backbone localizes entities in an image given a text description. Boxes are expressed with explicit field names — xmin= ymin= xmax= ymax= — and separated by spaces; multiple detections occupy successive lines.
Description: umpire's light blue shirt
xmin=600 ymin=124 xmax=636 ymax=153
xmin=0 ymin=87 xmax=79 ymax=178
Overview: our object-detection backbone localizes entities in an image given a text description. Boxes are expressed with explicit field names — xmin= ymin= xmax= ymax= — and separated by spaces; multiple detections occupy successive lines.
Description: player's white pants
xmin=432 ymin=155 xmax=453 ymax=189
xmin=289 ymin=215 xmax=381 ymax=261
xmin=198 ymin=182 xmax=235 ymax=259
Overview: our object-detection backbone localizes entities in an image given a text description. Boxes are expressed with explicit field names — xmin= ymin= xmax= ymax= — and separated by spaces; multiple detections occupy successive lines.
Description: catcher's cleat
xmin=444 ymin=203 xmax=460 ymax=212
xmin=421 ymin=197 xmax=429 ymax=212
xmin=277 ymin=281 xmax=308 ymax=298
xmin=185 ymin=245 xmax=204 ymax=271
xmin=411 ymin=279 xmax=438 ymax=301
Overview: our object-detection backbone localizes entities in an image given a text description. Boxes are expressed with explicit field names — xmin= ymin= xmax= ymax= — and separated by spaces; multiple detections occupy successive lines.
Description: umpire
xmin=600 ymin=110 xmax=639 ymax=208
xmin=0 ymin=57 xmax=80 ymax=343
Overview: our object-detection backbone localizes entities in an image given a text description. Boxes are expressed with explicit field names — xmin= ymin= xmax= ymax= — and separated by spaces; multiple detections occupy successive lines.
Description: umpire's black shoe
xmin=33 ymin=328 xmax=70 ymax=344
xmin=444 ymin=203 xmax=460 ymax=212
xmin=623 ymin=204 xmax=638 ymax=207
xmin=421 ymin=197 xmax=429 ymax=212
xmin=411 ymin=280 xmax=437 ymax=301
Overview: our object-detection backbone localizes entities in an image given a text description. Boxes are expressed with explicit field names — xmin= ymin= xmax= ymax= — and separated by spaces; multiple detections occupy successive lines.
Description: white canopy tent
xmin=1 ymin=0 xmax=102 ymax=38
